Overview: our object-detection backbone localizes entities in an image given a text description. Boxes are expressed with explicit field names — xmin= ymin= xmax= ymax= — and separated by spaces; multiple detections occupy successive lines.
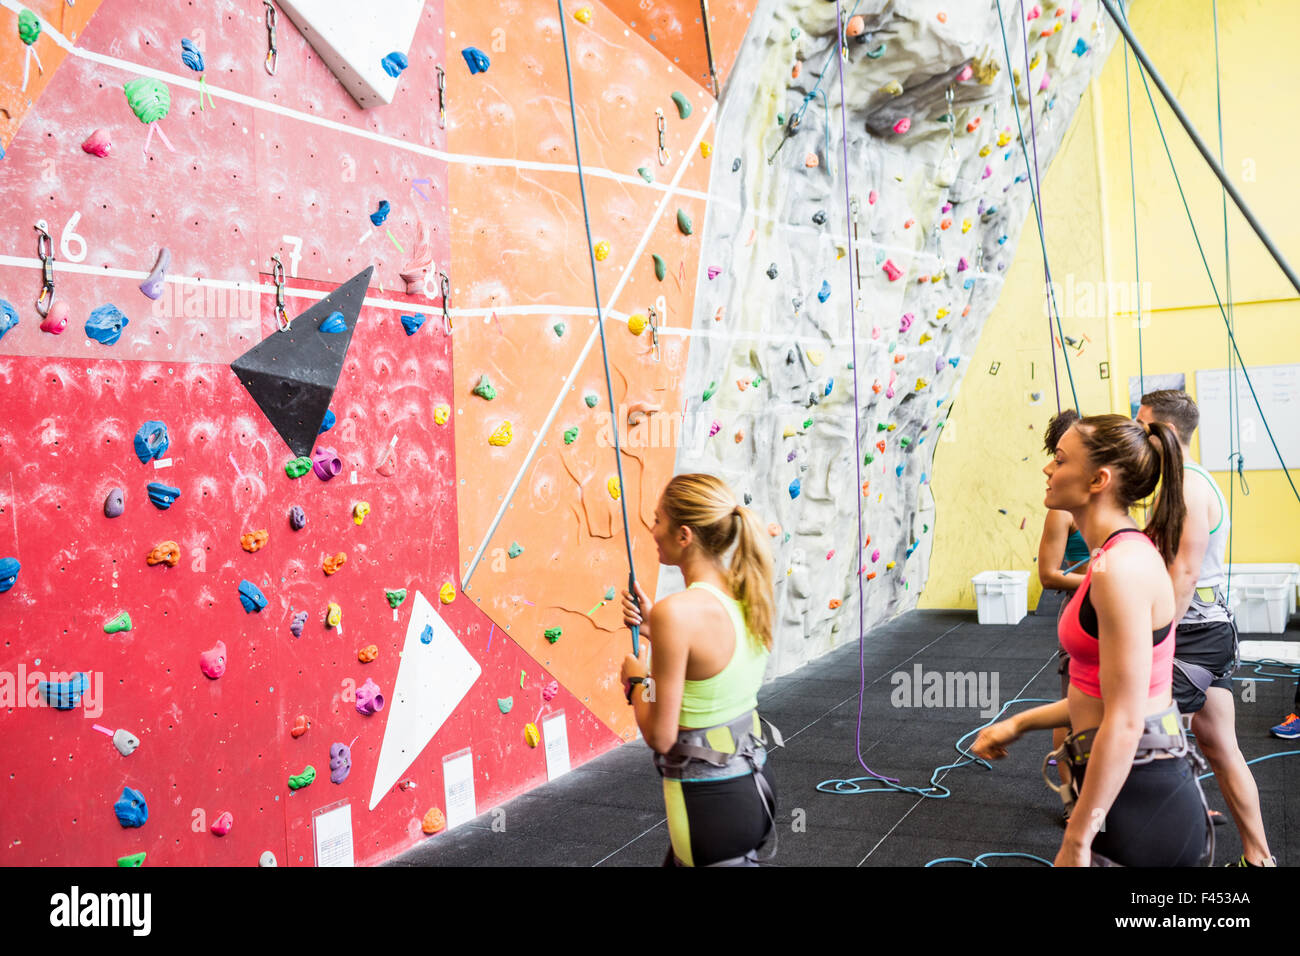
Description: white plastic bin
xmin=1227 ymin=563 xmax=1299 ymax=619
xmin=1227 ymin=570 xmax=1295 ymax=635
xmin=972 ymin=571 xmax=1030 ymax=625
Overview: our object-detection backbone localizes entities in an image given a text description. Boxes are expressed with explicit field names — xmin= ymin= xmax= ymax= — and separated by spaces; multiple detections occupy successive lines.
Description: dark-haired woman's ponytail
xmin=1144 ymin=420 xmax=1185 ymax=564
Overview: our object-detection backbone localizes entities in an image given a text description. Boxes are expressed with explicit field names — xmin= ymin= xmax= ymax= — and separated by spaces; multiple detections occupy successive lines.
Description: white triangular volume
xmin=368 ymin=590 xmax=481 ymax=810
xmin=278 ymin=0 xmax=425 ymax=109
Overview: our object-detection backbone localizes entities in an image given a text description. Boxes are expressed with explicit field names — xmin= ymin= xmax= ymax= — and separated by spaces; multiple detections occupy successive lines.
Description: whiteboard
xmin=1195 ymin=365 xmax=1300 ymax=472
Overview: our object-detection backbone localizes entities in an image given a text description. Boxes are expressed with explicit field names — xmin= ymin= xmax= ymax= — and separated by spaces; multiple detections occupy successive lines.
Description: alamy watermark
xmin=0 ymin=666 xmax=103 ymax=719
xmin=890 ymin=664 xmax=1000 ymax=718
xmin=1046 ymin=275 xmax=1153 ymax=326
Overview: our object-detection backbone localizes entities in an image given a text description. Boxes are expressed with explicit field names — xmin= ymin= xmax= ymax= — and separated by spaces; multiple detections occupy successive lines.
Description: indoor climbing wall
xmin=665 ymin=0 xmax=1119 ymax=675
xmin=0 ymin=0 xmax=727 ymax=866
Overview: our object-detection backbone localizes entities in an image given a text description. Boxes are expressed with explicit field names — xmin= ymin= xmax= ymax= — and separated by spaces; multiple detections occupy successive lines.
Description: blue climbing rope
xmin=994 ymin=0 xmax=1081 ymax=415
xmin=556 ymin=1 xmax=641 ymax=656
xmin=1114 ymin=1 xmax=1299 ymax=507
xmin=1121 ymin=6 xmax=1143 ymax=399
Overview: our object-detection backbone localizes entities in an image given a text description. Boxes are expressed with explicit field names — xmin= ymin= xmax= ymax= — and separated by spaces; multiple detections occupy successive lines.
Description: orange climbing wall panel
xmin=602 ymin=0 xmax=757 ymax=94
xmin=0 ymin=0 xmax=644 ymax=867
xmin=446 ymin=0 xmax=716 ymax=740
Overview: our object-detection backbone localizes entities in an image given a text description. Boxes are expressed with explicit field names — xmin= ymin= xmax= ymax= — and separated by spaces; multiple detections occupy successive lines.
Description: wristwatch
xmin=624 ymin=675 xmax=646 ymax=705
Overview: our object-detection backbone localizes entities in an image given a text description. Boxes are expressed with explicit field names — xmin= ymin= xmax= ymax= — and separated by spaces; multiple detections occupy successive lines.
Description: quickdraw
xmin=655 ymin=108 xmax=669 ymax=166
xmin=270 ymin=254 xmax=289 ymax=331
xmin=263 ymin=1 xmax=278 ymax=76
xmin=35 ymin=222 xmax=54 ymax=318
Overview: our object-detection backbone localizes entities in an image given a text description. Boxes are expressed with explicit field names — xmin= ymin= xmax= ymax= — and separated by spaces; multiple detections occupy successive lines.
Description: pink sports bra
xmin=1059 ymin=528 xmax=1174 ymax=699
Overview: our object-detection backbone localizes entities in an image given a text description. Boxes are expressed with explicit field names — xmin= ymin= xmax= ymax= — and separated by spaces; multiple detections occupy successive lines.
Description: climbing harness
xmin=1042 ymin=704 xmax=1215 ymax=867
xmin=654 ymin=108 xmax=669 ymax=166
xmin=655 ymin=709 xmax=783 ymax=866
xmin=34 ymin=222 xmax=54 ymax=318
xmin=263 ymin=1 xmax=278 ymax=76
xmin=436 ymin=65 xmax=446 ymax=129
xmin=556 ymin=0 xmax=641 ymax=656
xmin=270 ymin=255 xmax=289 ymax=331
xmin=439 ymin=272 xmax=452 ymax=333
xmin=699 ymin=0 xmax=719 ymax=98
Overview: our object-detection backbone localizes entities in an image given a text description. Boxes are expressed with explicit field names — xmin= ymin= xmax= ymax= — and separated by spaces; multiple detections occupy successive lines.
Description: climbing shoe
xmin=1224 ymin=855 xmax=1277 ymax=867
xmin=1270 ymin=713 xmax=1300 ymax=739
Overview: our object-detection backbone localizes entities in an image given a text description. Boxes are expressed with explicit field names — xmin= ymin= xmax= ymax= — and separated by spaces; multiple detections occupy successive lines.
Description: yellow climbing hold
xmin=886 ymin=423 xmax=896 ymax=432
xmin=607 ymin=476 xmax=621 ymax=500
xmin=326 ymin=602 xmax=342 ymax=629
xmin=974 ymin=58 xmax=1000 ymax=85
xmin=700 ymin=141 xmax=712 ymax=158
xmin=594 ymin=240 xmax=610 ymax=261
xmin=886 ymin=561 xmax=896 ymax=570
xmin=997 ymin=130 xmax=1012 ymax=147
xmin=439 ymin=582 xmax=456 ymax=604
xmin=979 ymin=144 xmax=992 ymax=157
xmin=352 ymin=501 xmax=370 ymax=525
xmin=806 ymin=349 xmax=824 ymax=366
xmin=961 ymin=219 xmax=972 ymax=233
xmin=915 ymin=378 xmax=929 ymax=391
xmin=782 ymin=426 xmax=796 ymax=439
xmin=574 ymin=5 xmax=592 ymax=22
xmin=627 ymin=313 xmax=648 ymax=335
xmin=434 ymin=403 xmax=451 ymax=425
xmin=881 ymin=80 xmax=903 ymax=96
xmin=1029 ymin=52 xmax=1042 ymax=71
xmin=936 ymin=308 xmax=949 ymax=320
xmin=919 ymin=332 xmax=932 ymax=344
xmin=488 ymin=421 xmax=513 ymax=446
xmin=524 ymin=722 xmax=541 ymax=747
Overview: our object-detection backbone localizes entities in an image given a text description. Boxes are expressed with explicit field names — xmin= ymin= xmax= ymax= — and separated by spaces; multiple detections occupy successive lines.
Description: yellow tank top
xmin=678 ymin=581 xmax=770 ymax=728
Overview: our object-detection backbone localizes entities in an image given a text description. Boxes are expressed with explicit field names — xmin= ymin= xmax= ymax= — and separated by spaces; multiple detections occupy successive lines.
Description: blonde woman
xmin=620 ymin=474 xmax=778 ymax=867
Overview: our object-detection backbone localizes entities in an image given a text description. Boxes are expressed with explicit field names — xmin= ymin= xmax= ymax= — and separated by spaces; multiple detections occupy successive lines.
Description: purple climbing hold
xmin=104 ymin=487 xmax=126 ymax=518
xmin=289 ymin=610 xmax=308 ymax=637
xmin=139 ymin=248 xmax=171 ymax=300
xmin=329 ymin=742 xmax=352 ymax=784
xmin=356 ymin=678 xmax=384 ymax=715
xmin=312 ymin=447 xmax=341 ymax=481
xmin=289 ymin=505 xmax=306 ymax=530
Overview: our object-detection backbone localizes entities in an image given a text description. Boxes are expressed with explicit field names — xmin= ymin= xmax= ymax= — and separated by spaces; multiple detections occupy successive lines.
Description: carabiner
xmin=436 ymin=65 xmax=446 ymax=129
xmin=439 ymin=272 xmax=452 ymax=334
xmin=271 ymin=254 xmax=290 ymax=331
xmin=35 ymin=223 xmax=54 ymax=317
xmin=264 ymin=1 xmax=278 ymax=76
xmin=655 ymin=109 xmax=669 ymax=166
xmin=646 ymin=306 xmax=660 ymax=362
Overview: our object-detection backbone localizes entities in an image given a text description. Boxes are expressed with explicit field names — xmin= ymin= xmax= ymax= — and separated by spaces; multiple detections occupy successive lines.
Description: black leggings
xmin=662 ymin=769 xmax=776 ymax=866
xmin=1074 ymin=757 xmax=1210 ymax=866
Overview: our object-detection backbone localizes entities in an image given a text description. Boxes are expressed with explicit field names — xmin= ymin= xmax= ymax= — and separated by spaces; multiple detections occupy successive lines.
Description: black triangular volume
xmin=230 ymin=266 xmax=374 ymax=457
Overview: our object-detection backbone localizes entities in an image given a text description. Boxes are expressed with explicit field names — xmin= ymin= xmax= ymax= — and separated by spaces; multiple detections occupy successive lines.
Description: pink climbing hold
xmin=1071 ymin=0 xmax=1081 ymax=21
xmin=826 ymin=550 xmax=835 ymax=561
xmin=356 ymin=678 xmax=384 ymax=715
xmin=882 ymin=260 xmax=902 ymax=281
xmin=892 ymin=117 xmax=911 ymax=135
xmin=1039 ymin=72 xmax=1051 ymax=92
xmin=81 ymin=128 xmax=112 ymax=157
xmin=40 ymin=300 xmax=70 ymax=334
xmin=707 ymin=266 xmax=720 ymax=280
xmin=886 ymin=387 xmax=895 ymax=399
xmin=957 ymin=256 xmax=970 ymax=272
xmin=871 ymin=550 xmax=880 ymax=563
xmin=982 ymin=165 xmax=992 ymax=180
xmin=871 ymin=326 xmax=881 ymax=340
xmin=543 ymin=679 xmax=559 ymax=702
xmin=956 ymin=64 xmax=974 ymax=83
xmin=200 ymin=640 xmax=227 ymax=680
xmin=868 ymin=190 xmax=878 ymax=205
xmin=1026 ymin=4 xmax=1041 ymax=20
xmin=709 ymin=421 xmax=721 ymax=437
xmin=210 ymin=811 xmax=233 ymax=836
xmin=899 ymin=313 xmax=913 ymax=333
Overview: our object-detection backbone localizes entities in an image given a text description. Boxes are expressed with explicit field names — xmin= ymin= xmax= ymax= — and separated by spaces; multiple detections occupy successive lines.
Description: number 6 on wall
xmin=60 ymin=211 xmax=87 ymax=263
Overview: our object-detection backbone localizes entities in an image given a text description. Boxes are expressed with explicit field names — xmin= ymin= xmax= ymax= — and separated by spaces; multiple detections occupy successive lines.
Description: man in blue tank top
xmin=1138 ymin=389 xmax=1275 ymax=866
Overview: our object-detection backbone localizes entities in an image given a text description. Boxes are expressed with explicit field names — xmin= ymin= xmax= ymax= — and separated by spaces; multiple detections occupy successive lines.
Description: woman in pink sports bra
xmin=974 ymin=414 xmax=1213 ymax=866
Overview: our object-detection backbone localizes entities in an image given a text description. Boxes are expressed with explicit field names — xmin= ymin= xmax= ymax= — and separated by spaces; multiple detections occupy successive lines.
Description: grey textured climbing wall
xmin=660 ymin=0 xmax=1119 ymax=676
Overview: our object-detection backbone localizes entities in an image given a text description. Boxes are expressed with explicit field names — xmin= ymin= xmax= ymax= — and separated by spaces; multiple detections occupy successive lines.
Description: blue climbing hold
xmin=147 ymin=482 xmax=181 ymax=510
xmin=0 ymin=299 xmax=18 ymax=342
xmin=369 ymin=200 xmax=391 ymax=227
xmin=0 ymin=556 xmax=19 ymax=593
xmin=963 ymin=278 xmax=975 ymax=290
xmin=895 ymin=465 xmax=904 ymax=477
xmin=133 ymin=420 xmax=170 ymax=463
xmin=318 ymin=409 xmax=336 ymax=434
xmin=420 ymin=624 xmax=434 ymax=645
xmin=789 ymin=478 xmax=801 ymax=500
xmin=114 ymin=786 xmax=148 ymax=828
xmin=401 ymin=313 xmax=426 ymax=336
xmin=180 ymin=37 xmax=205 ymax=72
xmin=817 ymin=280 xmax=831 ymax=304
xmin=86 ymin=304 xmax=129 ymax=345
xmin=320 ymin=310 xmax=347 ymax=334
xmin=1072 ymin=38 xmax=1089 ymax=56
xmin=381 ymin=51 xmax=409 ymax=77
xmin=948 ymin=357 xmax=960 ymax=368
xmin=462 ymin=46 xmax=490 ymax=74
xmin=239 ymin=579 xmax=268 ymax=614
xmin=40 ymin=672 xmax=89 ymax=710
xmin=824 ymin=379 xmax=833 ymax=397
xmin=921 ymin=472 xmax=928 ymax=484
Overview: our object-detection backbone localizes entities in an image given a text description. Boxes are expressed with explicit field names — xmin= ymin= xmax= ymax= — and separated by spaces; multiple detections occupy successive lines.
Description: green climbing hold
xmin=866 ymin=42 xmax=887 ymax=59
xmin=790 ymin=27 xmax=800 ymax=40
xmin=18 ymin=8 xmax=39 ymax=45
xmin=285 ymin=456 xmax=312 ymax=478
xmin=472 ymin=375 xmax=496 ymax=400
xmin=876 ymin=423 xmax=887 ymax=432
xmin=288 ymin=765 xmax=316 ymax=790
xmin=563 ymin=426 xmax=579 ymax=445
xmin=864 ymin=453 xmax=874 ymax=465
xmin=638 ymin=167 xmax=654 ymax=183
xmin=923 ymin=524 xmax=929 ymax=533
xmin=777 ymin=112 xmax=785 ymax=126
xmin=554 ymin=322 xmax=565 ymax=337
xmin=676 ymin=209 xmax=693 ymax=236
xmin=847 ymin=362 xmax=854 ymax=370
xmin=385 ymin=588 xmax=407 ymax=609
xmin=508 ymin=542 xmax=523 ymax=558
xmin=802 ymin=418 xmax=814 ymax=430
xmin=702 ymin=381 xmax=717 ymax=401
xmin=652 ymin=254 xmax=666 ymax=281
xmin=498 ymin=696 xmax=513 ymax=714
xmin=104 ymin=612 xmax=132 ymax=634
xmin=751 ymin=376 xmax=763 ymax=387
xmin=584 ymin=393 xmax=598 ymax=408
xmin=937 ymin=113 xmax=952 ymax=124
xmin=544 ymin=627 xmax=562 ymax=644
xmin=603 ymin=586 xmax=616 ymax=601
xmin=670 ymin=91 xmax=692 ymax=119
xmin=116 ymin=852 xmax=146 ymax=867
xmin=123 ymin=77 xmax=171 ymax=124
xmin=900 ymin=437 xmax=911 ymax=448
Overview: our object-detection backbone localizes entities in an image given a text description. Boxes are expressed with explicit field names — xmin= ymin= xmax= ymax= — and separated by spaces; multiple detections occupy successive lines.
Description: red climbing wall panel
xmin=0 ymin=0 xmax=643 ymax=867
xmin=601 ymin=0 xmax=756 ymax=95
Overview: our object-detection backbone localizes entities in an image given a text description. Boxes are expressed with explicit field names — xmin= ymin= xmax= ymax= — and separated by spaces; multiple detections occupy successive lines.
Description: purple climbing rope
xmin=834 ymin=0 xmax=897 ymax=786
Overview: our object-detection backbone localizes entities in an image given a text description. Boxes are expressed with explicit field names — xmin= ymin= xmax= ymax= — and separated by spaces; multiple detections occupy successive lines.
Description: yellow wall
xmin=923 ymin=0 xmax=1300 ymax=610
